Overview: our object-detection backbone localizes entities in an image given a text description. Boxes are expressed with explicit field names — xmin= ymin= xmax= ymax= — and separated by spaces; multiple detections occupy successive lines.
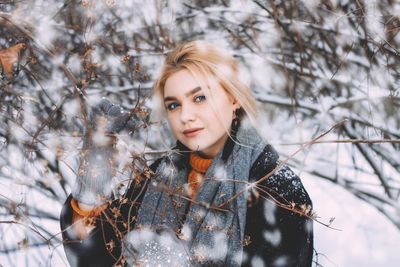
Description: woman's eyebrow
xmin=185 ymin=86 xmax=201 ymax=97
xmin=164 ymin=86 xmax=202 ymax=102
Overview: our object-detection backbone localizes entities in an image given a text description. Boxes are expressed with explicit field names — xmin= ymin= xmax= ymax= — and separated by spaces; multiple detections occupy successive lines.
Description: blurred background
xmin=0 ymin=0 xmax=399 ymax=266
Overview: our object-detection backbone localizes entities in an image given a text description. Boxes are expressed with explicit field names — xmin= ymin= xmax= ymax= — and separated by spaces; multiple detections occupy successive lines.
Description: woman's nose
xmin=180 ymin=104 xmax=195 ymax=123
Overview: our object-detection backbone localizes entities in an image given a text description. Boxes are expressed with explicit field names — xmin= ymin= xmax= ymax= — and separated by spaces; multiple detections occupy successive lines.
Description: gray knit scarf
xmin=123 ymin=124 xmax=266 ymax=266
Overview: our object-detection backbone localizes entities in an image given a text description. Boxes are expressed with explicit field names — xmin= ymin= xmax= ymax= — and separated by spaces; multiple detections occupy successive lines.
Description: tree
xmin=0 ymin=0 xmax=399 ymax=265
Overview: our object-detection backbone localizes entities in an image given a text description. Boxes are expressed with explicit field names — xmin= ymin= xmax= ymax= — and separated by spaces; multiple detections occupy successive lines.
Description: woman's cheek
xmin=171 ymin=119 xmax=182 ymax=139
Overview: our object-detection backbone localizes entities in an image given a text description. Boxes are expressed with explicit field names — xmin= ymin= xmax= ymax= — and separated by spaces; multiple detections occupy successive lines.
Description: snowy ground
xmin=302 ymin=174 xmax=400 ymax=267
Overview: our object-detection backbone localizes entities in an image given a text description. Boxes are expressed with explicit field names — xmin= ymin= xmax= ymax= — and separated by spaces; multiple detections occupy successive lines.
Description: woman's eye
xmin=166 ymin=103 xmax=179 ymax=111
xmin=194 ymin=95 xmax=206 ymax=103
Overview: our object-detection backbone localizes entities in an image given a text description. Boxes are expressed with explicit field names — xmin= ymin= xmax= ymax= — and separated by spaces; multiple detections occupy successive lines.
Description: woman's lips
xmin=183 ymin=128 xmax=203 ymax=137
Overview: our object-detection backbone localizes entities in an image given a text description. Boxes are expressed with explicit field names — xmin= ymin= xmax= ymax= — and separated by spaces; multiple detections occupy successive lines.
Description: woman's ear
xmin=232 ymin=97 xmax=241 ymax=110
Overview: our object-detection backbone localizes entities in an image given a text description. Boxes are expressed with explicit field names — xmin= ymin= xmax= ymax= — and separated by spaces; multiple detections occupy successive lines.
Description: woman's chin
xmin=186 ymin=143 xmax=203 ymax=152
xmin=181 ymin=142 xmax=208 ymax=155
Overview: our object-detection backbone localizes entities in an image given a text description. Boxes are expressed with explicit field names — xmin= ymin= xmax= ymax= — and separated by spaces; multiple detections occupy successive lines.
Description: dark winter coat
xmin=60 ymin=128 xmax=313 ymax=267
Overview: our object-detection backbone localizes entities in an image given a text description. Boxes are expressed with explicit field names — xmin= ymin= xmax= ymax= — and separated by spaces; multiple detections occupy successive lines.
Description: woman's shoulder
xmin=249 ymin=144 xmax=312 ymax=206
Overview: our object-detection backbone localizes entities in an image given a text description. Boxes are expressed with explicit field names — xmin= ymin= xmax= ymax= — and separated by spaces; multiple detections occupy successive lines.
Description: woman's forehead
xmin=164 ymin=69 xmax=203 ymax=97
xmin=162 ymin=69 xmax=232 ymax=102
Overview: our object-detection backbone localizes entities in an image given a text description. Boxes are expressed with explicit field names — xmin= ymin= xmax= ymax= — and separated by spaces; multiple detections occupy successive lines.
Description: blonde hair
xmin=153 ymin=40 xmax=257 ymax=123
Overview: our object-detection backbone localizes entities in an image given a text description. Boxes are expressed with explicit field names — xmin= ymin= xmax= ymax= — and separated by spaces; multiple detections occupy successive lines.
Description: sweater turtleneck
xmin=188 ymin=152 xmax=213 ymax=199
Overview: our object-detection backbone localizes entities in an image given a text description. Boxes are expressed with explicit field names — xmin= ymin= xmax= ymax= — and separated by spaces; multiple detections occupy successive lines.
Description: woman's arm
xmin=243 ymin=146 xmax=314 ymax=267
xmin=60 ymin=159 xmax=161 ymax=266
xmin=60 ymin=195 xmax=121 ymax=267
xmin=243 ymin=188 xmax=313 ymax=267
xmin=70 ymin=203 xmax=96 ymax=240
xmin=59 ymin=99 xmax=152 ymax=266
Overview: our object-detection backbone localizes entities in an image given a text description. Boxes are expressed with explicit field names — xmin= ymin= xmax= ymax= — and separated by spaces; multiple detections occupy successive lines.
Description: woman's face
xmin=163 ymin=69 xmax=240 ymax=158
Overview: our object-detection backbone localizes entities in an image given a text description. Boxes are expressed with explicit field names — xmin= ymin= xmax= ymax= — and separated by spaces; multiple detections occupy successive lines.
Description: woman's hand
xmin=72 ymin=98 xmax=140 ymax=206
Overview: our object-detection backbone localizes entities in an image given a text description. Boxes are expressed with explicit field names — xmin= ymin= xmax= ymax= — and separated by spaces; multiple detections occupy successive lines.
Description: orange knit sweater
xmin=188 ymin=153 xmax=213 ymax=199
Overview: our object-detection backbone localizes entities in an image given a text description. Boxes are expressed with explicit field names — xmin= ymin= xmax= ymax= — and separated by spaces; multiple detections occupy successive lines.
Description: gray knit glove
xmin=72 ymin=98 xmax=141 ymax=206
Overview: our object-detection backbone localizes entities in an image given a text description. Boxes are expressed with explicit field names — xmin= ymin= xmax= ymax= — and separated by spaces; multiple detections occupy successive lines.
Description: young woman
xmin=60 ymin=40 xmax=313 ymax=267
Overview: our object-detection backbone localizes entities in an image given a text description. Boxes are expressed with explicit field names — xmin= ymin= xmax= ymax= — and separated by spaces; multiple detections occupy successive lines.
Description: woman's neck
xmin=195 ymin=151 xmax=214 ymax=159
